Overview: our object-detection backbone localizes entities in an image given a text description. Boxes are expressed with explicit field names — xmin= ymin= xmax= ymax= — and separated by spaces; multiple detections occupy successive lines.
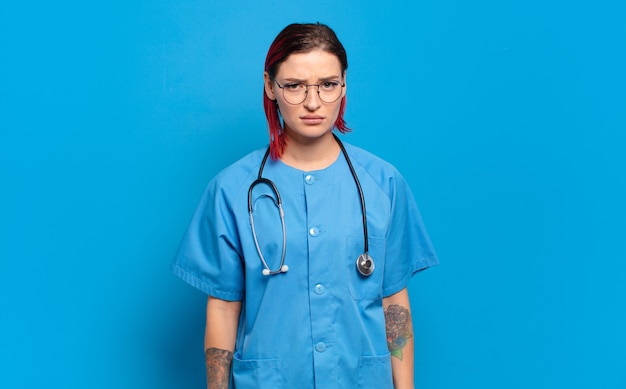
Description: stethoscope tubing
xmin=334 ymin=134 xmax=369 ymax=255
xmin=248 ymin=134 xmax=372 ymax=276
xmin=248 ymin=176 xmax=288 ymax=275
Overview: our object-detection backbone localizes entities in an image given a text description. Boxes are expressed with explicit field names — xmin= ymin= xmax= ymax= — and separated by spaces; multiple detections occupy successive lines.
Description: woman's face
xmin=264 ymin=50 xmax=346 ymax=146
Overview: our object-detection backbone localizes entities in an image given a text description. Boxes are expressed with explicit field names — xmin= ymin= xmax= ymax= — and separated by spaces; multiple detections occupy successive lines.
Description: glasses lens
xmin=318 ymin=81 xmax=343 ymax=103
xmin=282 ymin=83 xmax=306 ymax=104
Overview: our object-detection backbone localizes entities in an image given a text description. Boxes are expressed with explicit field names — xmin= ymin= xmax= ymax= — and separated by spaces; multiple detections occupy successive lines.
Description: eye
xmin=320 ymin=81 xmax=341 ymax=90
xmin=283 ymin=83 xmax=304 ymax=91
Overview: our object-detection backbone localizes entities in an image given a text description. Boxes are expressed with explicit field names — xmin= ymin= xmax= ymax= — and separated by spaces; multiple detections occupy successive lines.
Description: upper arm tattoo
xmin=205 ymin=347 xmax=233 ymax=389
xmin=384 ymin=304 xmax=412 ymax=360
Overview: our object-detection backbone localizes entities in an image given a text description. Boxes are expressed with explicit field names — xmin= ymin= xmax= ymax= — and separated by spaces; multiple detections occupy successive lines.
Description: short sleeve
xmin=171 ymin=178 xmax=245 ymax=301
xmin=381 ymin=173 xmax=439 ymax=297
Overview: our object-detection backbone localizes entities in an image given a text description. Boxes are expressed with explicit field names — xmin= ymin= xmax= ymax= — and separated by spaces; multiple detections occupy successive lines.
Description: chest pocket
xmin=346 ymin=235 xmax=386 ymax=300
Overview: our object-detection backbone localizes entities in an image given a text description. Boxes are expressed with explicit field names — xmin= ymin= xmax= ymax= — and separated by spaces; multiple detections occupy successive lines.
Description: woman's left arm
xmin=383 ymin=288 xmax=414 ymax=389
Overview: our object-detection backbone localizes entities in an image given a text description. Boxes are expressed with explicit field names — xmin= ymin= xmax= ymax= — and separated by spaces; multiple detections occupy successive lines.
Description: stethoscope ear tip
xmin=262 ymin=265 xmax=288 ymax=276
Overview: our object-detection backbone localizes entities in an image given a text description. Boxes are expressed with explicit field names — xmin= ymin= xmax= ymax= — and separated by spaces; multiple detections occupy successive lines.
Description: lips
xmin=301 ymin=115 xmax=325 ymax=125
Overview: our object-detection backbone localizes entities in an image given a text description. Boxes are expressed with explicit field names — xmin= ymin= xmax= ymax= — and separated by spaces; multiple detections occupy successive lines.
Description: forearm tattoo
xmin=384 ymin=304 xmax=412 ymax=360
xmin=205 ymin=347 xmax=233 ymax=389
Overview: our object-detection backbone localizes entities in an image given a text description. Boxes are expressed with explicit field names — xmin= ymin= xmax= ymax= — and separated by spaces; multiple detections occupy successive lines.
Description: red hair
xmin=263 ymin=23 xmax=351 ymax=160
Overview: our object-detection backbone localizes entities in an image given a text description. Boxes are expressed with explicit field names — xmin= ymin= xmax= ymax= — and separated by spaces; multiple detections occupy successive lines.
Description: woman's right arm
xmin=204 ymin=296 xmax=241 ymax=389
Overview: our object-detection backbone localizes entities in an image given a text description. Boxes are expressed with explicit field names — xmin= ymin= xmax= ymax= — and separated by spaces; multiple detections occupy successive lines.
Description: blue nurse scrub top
xmin=172 ymin=140 xmax=438 ymax=388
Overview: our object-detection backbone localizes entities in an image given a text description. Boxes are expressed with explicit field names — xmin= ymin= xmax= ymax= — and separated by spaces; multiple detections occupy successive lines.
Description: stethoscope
xmin=247 ymin=134 xmax=374 ymax=277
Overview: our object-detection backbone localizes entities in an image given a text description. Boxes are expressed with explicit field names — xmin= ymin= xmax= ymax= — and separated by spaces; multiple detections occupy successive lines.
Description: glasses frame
xmin=273 ymin=79 xmax=346 ymax=105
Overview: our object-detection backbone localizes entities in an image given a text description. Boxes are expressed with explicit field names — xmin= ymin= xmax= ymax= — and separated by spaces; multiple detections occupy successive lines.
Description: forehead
xmin=275 ymin=50 xmax=343 ymax=79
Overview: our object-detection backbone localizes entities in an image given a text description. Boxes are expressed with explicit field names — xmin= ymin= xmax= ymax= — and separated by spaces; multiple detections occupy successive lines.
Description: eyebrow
xmin=281 ymin=75 xmax=342 ymax=83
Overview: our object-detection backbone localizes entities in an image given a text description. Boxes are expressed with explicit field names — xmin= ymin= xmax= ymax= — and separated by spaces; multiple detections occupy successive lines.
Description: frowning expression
xmin=264 ymin=50 xmax=346 ymax=145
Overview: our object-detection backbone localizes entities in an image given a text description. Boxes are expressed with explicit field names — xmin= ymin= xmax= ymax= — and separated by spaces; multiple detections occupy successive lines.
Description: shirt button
xmin=314 ymin=284 xmax=325 ymax=295
xmin=305 ymin=174 xmax=315 ymax=184
xmin=315 ymin=342 xmax=326 ymax=352
xmin=309 ymin=227 xmax=319 ymax=237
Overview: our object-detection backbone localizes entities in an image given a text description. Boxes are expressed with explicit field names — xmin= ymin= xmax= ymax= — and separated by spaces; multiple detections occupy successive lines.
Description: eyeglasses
xmin=274 ymin=80 xmax=345 ymax=105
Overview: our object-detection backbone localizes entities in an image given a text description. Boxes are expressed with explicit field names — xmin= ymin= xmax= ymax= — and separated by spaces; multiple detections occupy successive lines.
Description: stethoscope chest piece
xmin=356 ymin=253 xmax=375 ymax=277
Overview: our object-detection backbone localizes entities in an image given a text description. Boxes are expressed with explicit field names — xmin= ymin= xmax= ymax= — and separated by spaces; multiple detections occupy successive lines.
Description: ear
xmin=264 ymin=72 xmax=276 ymax=100
xmin=341 ymin=71 xmax=347 ymax=97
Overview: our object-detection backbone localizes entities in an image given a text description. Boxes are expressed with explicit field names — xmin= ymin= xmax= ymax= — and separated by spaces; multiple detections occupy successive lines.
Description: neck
xmin=280 ymin=131 xmax=340 ymax=171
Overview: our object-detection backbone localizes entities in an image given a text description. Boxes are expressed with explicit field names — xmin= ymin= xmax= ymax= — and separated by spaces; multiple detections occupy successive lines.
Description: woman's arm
xmin=204 ymin=296 xmax=241 ymax=389
xmin=382 ymin=288 xmax=414 ymax=389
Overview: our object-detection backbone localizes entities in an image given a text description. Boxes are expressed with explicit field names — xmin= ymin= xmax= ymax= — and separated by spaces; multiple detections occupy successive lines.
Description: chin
xmin=284 ymin=125 xmax=333 ymax=140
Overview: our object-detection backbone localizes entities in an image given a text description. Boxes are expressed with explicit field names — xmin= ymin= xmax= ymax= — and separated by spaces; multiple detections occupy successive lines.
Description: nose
xmin=302 ymin=85 xmax=321 ymax=111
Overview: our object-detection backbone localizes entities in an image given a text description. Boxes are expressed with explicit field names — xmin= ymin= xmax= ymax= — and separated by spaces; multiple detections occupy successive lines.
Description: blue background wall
xmin=1 ymin=1 xmax=625 ymax=388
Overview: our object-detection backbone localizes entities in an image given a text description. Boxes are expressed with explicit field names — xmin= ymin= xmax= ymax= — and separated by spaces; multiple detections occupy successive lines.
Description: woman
xmin=172 ymin=23 xmax=438 ymax=389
